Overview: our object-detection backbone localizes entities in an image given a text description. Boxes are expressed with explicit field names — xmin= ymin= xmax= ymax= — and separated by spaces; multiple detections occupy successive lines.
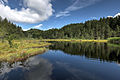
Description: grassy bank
xmin=0 ymin=40 xmax=51 ymax=62
xmin=108 ymin=37 xmax=120 ymax=44
xmin=40 ymin=39 xmax=108 ymax=43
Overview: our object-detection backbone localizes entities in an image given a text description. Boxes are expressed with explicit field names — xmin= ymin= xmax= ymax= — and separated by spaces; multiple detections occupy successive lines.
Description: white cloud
xmin=23 ymin=28 xmax=31 ymax=31
xmin=107 ymin=13 xmax=120 ymax=18
xmin=107 ymin=16 xmax=113 ymax=18
xmin=33 ymin=24 xmax=43 ymax=28
xmin=56 ymin=0 xmax=100 ymax=18
xmin=23 ymin=24 xmax=43 ymax=31
xmin=56 ymin=11 xmax=70 ymax=18
xmin=114 ymin=13 xmax=120 ymax=17
xmin=0 ymin=0 xmax=53 ymax=23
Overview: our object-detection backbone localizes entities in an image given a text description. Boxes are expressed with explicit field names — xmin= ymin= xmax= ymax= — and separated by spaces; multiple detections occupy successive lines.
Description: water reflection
xmin=49 ymin=42 xmax=120 ymax=63
xmin=0 ymin=56 xmax=53 ymax=80
xmin=0 ymin=42 xmax=120 ymax=80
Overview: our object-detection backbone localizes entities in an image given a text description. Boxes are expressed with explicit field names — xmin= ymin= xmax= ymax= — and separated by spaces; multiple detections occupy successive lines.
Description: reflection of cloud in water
xmin=56 ymin=61 xmax=103 ymax=80
xmin=24 ymin=56 xmax=53 ymax=80
xmin=117 ymin=64 xmax=120 ymax=66
xmin=0 ymin=56 xmax=53 ymax=80
xmin=0 ymin=62 xmax=26 ymax=80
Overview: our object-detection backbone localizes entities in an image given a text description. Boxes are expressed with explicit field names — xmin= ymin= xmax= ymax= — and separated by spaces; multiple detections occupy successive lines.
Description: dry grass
xmin=40 ymin=39 xmax=108 ymax=43
xmin=0 ymin=40 xmax=51 ymax=62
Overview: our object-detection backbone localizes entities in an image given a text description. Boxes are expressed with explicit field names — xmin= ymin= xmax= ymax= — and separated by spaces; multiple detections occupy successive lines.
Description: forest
xmin=0 ymin=16 xmax=120 ymax=40
xmin=0 ymin=17 xmax=25 ymax=41
xmin=26 ymin=16 xmax=120 ymax=39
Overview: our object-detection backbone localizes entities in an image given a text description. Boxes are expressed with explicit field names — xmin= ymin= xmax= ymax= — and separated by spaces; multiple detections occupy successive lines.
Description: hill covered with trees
xmin=0 ymin=16 xmax=120 ymax=40
xmin=26 ymin=16 xmax=120 ymax=39
xmin=0 ymin=17 xmax=25 ymax=41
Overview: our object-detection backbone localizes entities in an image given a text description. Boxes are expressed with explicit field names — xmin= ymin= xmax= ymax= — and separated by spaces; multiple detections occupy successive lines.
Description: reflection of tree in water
xmin=49 ymin=42 xmax=120 ymax=63
xmin=0 ymin=56 xmax=53 ymax=80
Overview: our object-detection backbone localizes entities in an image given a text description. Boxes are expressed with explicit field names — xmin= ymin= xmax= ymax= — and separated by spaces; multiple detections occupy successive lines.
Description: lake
xmin=0 ymin=42 xmax=120 ymax=80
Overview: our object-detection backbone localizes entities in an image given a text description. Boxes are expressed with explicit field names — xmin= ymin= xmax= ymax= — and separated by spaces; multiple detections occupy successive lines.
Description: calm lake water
xmin=0 ymin=42 xmax=120 ymax=80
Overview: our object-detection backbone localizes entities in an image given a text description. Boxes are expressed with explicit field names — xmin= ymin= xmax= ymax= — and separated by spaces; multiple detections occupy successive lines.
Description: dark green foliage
xmin=25 ymin=16 xmax=120 ymax=39
xmin=0 ymin=17 xmax=25 ymax=45
xmin=0 ymin=16 xmax=120 ymax=40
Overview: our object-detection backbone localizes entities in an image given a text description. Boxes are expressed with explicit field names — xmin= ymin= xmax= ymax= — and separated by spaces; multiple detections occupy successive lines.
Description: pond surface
xmin=0 ymin=42 xmax=120 ymax=80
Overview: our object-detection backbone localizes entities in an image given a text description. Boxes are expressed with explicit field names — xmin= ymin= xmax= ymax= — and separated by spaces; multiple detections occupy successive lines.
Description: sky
xmin=0 ymin=0 xmax=120 ymax=31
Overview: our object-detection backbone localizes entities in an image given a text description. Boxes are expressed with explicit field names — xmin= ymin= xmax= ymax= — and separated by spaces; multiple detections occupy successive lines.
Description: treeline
xmin=0 ymin=17 xmax=25 ymax=39
xmin=26 ymin=16 xmax=120 ymax=39
xmin=0 ymin=16 xmax=120 ymax=40
xmin=0 ymin=17 xmax=25 ymax=47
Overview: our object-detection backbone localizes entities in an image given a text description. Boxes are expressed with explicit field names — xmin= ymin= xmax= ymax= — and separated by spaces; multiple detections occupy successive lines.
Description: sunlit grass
xmin=40 ymin=39 xmax=108 ymax=43
xmin=0 ymin=40 xmax=51 ymax=62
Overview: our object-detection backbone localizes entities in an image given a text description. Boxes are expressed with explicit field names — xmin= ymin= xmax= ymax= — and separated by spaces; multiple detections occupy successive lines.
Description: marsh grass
xmin=0 ymin=40 xmax=51 ymax=62
xmin=40 ymin=39 xmax=108 ymax=43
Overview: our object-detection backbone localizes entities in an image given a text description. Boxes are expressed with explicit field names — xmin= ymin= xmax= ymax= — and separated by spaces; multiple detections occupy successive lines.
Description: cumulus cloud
xmin=0 ymin=0 xmax=53 ymax=23
xmin=56 ymin=0 xmax=100 ymax=18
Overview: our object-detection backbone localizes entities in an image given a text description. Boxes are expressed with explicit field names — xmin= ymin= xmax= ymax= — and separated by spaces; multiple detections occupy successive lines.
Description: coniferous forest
xmin=0 ymin=16 xmax=120 ymax=40
xmin=26 ymin=16 xmax=120 ymax=39
xmin=0 ymin=17 xmax=25 ymax=40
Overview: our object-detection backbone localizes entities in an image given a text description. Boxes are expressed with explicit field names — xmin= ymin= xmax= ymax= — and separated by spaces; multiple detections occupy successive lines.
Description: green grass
xmin=0 ymin=40 xmax=51 ymax=62
xmin=108 ymin=37 xmax=120 ymax=44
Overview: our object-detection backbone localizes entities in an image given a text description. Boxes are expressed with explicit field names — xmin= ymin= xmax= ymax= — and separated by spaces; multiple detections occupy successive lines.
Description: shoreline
xmin=40 ymin=39 xmax=108 ymax=43
xmin=0 ymin=40 xmax=51 ymax=62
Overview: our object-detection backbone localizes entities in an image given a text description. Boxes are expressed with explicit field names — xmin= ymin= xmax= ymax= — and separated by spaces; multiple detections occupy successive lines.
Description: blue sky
xmin=0 ymin=0 xmax=120 ymax=30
